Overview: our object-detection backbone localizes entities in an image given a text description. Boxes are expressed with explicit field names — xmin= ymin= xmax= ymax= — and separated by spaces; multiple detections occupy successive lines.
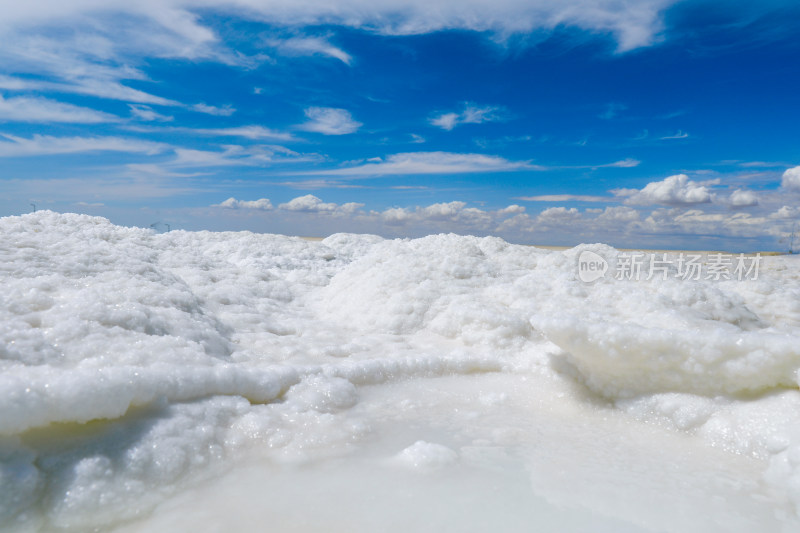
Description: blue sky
xmin=1 ymin=0 xmax=800 ymax=250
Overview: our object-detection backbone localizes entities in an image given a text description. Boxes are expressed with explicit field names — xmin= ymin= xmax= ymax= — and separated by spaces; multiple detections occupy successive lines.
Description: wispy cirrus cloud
xmin=192 ymin=125 xmax=295 ymax=141
xmin=516 ymin=194 xmax=611 ymax=202
xmin=122 ymin=144 xmax=317 ymax=178
xmin=297 ymin=151 xmax=534 ymax=177
xmin=0 ymin=94 xmax=119 ymax=123
xmin=0 ymin=133 xmax=166 ymax=157
xmin=275 ymin=179 xmax=365 ymax=190
xmin=660 ymin=130 xmax=689 ymax=140
xmin=430 ymin=103 xmax=504 ymax=131
xmin=0 ymin=74 xmax=180 ymax=107
xmin=125 ymin=124 xmax=297 ymax=141
xmin=0 ymin=1 xmax=679 ymax=56
xmin=592 ymin=158 xmax=640 ymax=169
xmin=268 ymin=35 xmax=352 ymax=64
xmin=128 ymin=104 xmax=173 ymax=122
xmin=168 ymin=144 xmax=310 ymax=168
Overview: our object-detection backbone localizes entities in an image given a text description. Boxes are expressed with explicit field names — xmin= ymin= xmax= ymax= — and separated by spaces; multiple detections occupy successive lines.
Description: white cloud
xmin=378 ymin=201 xmax=496 ymax=229
xmin=269 ymin=36 xmax=352 ymax=64
xmin=0 ymin=94 xmax=118 ymax=123
xmin=781 ymin=166 xmax=800 ymax=191
xmin=299 ymin=107 xmax=361 ymax=135
xmin=0 ymin=0 xmax=678 ymax=172
xmin=192 ymin=103 xmax=236 ymax=116
xmin=215 ymin=197 xmax=273 ymax=210
xmin=120 ymin=144 xmax=316 ymax=178
xmin=599 ymin=158 xmax=640 ymax=168
xmin=279 ymin=194 xmax=363 ymax=214
xmin=639 ymin=207 xmax=779 ymax=240
xmin=660 ymin=130 xmax=689 ymax=140
xmin=129 ymin=105 xmax=173 ymax=122
xmin=596 ymin=206 xmax=639 ymax=222
xmin=299 ymin=151 xmax=532 ymax=177
xmin=516 ymin=194 xmax=609 ymax=202
xmin=615 ymin=174 xmax=713 ymax=206
xmin=189 ymin=125 xmax=296 ymax=141
xmin=0 ymin=32 xmax=183 ymax=105
xmin=0 ymin=133 xmax=166 ymax=157
xmin=0 ymin=1 xmax=678 ymax=55
xmin=125 ymin=124 xmax=298 ymax=141
xmin=537 ymin=206 xmax=582 ymax=223
xmin=430 ymin=103 xmax=503 ymax=131
xmin=771 ymin=206 xmax=800 ymax=220
xmin=430 ymin=113 xmax=459 ymax=131
xmin=497 ymin=204 xmax=525 ymax=215
xmin=728 ymin=189 xmax=759 ymax=208
xmin=275 ymin=179 xmax=364 ymax=190
xmin=169 ymin=144 xmax=306 ymax=168
xmin=0 ymin=1 xmax=676 ymax=131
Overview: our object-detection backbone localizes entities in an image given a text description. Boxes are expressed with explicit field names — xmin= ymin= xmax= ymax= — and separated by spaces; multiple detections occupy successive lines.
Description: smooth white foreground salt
xmin=1 ymin=211 xmax=800 ymax=532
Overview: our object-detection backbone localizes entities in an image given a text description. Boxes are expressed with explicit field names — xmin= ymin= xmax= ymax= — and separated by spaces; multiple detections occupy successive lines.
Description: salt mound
xmin=530 ymin=246 xmax=800 ymax=397
xmin=2 ymin=211 xmax=800 ymax=531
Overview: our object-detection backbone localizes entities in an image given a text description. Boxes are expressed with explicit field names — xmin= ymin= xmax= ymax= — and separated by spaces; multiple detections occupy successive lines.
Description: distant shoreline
xmin=298 ymin=236 xmax=784 ymax=255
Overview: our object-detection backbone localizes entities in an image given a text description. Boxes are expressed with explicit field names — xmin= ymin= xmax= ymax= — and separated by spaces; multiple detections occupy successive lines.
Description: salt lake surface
xmin=2 ymin=211 xmax=800 ymax=532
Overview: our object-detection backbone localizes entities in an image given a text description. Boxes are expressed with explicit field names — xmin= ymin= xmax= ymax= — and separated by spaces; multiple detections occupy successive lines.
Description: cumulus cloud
xmin=0 ymin=95 xmax=119 ymax=123
xmin=614 ymin=174 xmax=714 ymax=206
xmin=204 ymin=193 xmax=793 ymax=248
xmin=300 ymin=151 xmax=532 ymax=177
xmin=771 ymin=206 xmax=800 ymax=220
xmin=215 ymin=197 xmax=273 ymax=210
xmin=781 ymin=166 xmax=800 ymax=191
xmin=596 ymin=206 xmax=640 ymax=222
xmin=728 ymin=189 xmax=759 ymax=208
xmin=279 ymin=194 xmax=364 ymax=214
xmin=536 ymin=206 xmax=582 ymax=223
xmin=430 ymin=103 xmax=503 ymax=131
xmin=298 ymin=107 xmax=362 ymax=135
xmin=378 ymin=201 xmax=506 ymax=229
xmin=497 ymin=204 xmax=525 ymax=215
